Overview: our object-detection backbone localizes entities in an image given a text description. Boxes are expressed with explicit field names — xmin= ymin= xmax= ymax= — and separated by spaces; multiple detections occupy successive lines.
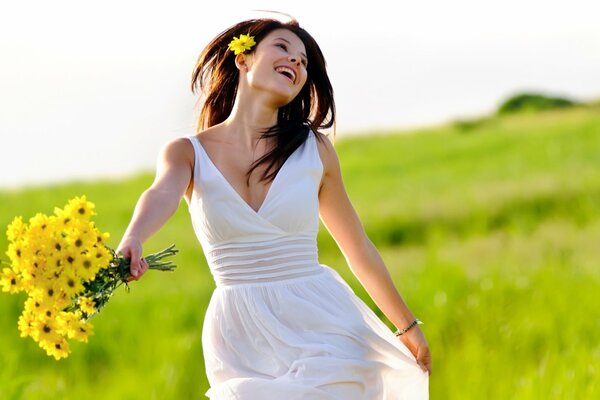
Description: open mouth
xmin=275 ymin=66 xmax=296 ymax=84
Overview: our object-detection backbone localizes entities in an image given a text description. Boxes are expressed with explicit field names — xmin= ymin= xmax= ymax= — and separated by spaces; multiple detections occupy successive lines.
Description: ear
xmin=235 ymin=53 xmax=249 ymax=72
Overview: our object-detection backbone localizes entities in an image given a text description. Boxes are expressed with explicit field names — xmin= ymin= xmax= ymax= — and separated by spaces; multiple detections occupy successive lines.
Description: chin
xmin=271 ymin=91 xmax=300 ymax=108
xmin=252 ymin=81 xmax=301 ymax=108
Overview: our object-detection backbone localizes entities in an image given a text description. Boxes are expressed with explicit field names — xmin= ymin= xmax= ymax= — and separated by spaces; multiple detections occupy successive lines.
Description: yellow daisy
xmin=57 ymin=267 xmax=84 ymax=298
xmin=6 ymin=216 xmax=26 ymax=243
xmin=79 ymin=296 xmax=96 ymax=316
xmin=31 ymin=316 xmax=61 ymax=344
xmin=44 ymin=335 xmax=70 ymax=360
xmin=3 ymin=196 xmax=178 ymax=360
xmin=63 ymin=195 xmax=96 ymax=220
xmin=18 ymin=310 xmax=36 ymax=338
xmin=66 ymin=316 xmax=94 ymax=343
xmin=0 ymin=267 xmax=21 ymax=294
xmin=228 ymin=34 xmax=256 ymax=55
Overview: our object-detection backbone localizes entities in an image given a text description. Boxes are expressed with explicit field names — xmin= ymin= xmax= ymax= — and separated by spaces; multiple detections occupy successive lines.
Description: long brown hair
xmin=190 ymin=18 xmax=335 ymax=186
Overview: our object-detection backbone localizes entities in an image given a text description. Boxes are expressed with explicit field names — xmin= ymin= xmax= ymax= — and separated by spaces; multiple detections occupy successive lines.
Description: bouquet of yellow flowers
xmin=0 ymin=196 xmax=177 ymax=360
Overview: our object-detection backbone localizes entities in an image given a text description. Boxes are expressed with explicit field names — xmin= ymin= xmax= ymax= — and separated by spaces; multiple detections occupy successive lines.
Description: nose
xmin=289 ymin=55 xmax=300 ymax=65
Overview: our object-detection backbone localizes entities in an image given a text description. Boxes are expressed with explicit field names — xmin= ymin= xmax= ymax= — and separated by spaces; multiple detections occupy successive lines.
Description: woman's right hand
xmin=114 ymin=138 xmax=193 ymax=282
xmin=116 ymin=236 xmax=149 ymax=281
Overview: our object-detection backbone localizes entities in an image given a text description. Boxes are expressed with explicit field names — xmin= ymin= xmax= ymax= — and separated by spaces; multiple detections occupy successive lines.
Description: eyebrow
xmin=275 ymin=38 xmax=307 ymax=60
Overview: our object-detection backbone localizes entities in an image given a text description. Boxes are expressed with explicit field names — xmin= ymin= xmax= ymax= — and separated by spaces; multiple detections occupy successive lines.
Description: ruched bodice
xmin=186 ymin=130 xmax=324 ymax=286
xmin=184 ymin=130 xmax=428 ymax=399
xmin=204 ymin=236 xmax=322 ymax=286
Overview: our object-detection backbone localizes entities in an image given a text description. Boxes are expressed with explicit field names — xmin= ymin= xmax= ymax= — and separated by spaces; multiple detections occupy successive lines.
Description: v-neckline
xmin=195 ymin=136 xmax=300 ymax=216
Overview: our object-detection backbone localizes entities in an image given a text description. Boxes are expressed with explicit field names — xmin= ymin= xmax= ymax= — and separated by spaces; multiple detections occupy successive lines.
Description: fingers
xmin=416 ymin=347 xmax=432 ymax=375
xmin=117 ymin=237 xmax=147 ymax=282
xmin=140 ymin=258 xmax=149 ymax=274
xmin=399 ymin=327 xmax=432 ymax=375
xmin=129 ymin=257 xmax=149 ymax=281
xmin=122 ymin=243 xmax=148 ymax=281
xmin=129 ymin=246 xmax=141 ymax=277
xmin=417 ymin=360 xmax=431 ymax=375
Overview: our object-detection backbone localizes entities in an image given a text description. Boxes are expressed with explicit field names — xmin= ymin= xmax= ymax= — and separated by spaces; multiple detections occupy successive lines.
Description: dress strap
xmin=308 ymin=129 xmax=324 ymax=177
xmin=186 ymin=135 xmax=202 ymax=191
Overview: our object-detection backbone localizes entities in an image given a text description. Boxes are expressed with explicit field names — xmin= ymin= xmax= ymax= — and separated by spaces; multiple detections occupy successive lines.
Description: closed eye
xmin=276 ymin=42 xmax=308 ymax=67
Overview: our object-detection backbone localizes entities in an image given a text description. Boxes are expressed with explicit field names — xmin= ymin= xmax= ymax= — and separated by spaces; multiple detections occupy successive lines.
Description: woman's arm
xmin=117 ymin=138 xmax=194 ymax=280
xmin=316 ymin=133 xmax=431 ymax=374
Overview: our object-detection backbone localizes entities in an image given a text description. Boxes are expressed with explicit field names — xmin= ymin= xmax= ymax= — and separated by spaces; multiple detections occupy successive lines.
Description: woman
xmin=117 ymin=17 xmax=431 ymax=399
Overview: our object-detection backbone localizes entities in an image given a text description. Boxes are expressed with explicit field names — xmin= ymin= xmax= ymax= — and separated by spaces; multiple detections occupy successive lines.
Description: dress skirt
xmin=202 ymin=264 xmax=429 ymax=399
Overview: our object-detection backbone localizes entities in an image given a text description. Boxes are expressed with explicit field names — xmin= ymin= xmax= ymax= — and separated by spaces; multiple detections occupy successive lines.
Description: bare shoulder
xmin=312 ymin=131 xmax=341 ymax=184
xmin=150 ymin=137 xmax=196 ymax=202
xmin=159 ymin=137 xmax=195 ymax=167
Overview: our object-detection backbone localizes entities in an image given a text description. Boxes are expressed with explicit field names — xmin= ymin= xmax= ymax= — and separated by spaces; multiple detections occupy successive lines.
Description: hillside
xmin=1 ymin=104 xmax=599 ymax=399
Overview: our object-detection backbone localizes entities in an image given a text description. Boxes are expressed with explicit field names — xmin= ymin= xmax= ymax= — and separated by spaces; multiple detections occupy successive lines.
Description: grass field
xmin=1 ymin=104 xmax=599 ymax=399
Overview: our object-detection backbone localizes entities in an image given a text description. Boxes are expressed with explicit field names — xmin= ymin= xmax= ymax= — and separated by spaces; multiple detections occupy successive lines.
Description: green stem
xmin=63 ymin=244 xmax=178 ymax=317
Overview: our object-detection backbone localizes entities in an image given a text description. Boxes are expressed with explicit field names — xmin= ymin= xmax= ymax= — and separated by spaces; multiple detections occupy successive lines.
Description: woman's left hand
xmin=399 ymin=326 xmax=432 ymax=375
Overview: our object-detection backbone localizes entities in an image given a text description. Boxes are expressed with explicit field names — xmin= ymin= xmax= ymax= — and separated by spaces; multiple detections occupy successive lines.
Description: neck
xmin=222 ymin=88 xmax=280 ymax=150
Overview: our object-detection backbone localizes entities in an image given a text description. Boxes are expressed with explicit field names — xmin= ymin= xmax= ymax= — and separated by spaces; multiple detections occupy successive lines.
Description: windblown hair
xmin=190 ymin=18 xmax=335 ymax=186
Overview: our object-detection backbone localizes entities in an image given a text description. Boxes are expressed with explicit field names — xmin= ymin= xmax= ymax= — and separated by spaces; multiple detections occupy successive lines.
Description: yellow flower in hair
xmin=228 ymin=33 xmax=256 ymax=55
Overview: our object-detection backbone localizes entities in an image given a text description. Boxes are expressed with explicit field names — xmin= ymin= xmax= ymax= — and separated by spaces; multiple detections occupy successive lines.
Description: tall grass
xmin=1 ymin=105 xmax=598 ymax=399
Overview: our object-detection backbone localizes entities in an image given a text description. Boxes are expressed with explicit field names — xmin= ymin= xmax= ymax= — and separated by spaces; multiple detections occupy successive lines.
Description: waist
xmin=206 ymin=235 xmax=322 ymax=286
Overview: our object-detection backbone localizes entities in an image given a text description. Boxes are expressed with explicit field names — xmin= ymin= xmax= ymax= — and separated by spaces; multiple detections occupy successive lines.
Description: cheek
xmin=246 ymin=68 xmax=270 ymax=87
xmin=298 ymin=71 xmax=308 ymax=87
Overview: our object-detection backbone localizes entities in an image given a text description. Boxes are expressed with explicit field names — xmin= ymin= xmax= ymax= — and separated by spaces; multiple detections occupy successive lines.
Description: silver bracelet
xmin=394 ymin=319 xmax=423 ymax=337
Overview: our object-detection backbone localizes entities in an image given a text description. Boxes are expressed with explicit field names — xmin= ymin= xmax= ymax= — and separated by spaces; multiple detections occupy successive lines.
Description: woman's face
xmin=240 ymin=28 xmax=308 ymax=107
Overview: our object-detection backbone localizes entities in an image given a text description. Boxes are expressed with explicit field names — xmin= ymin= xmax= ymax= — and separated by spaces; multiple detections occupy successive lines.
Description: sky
xmin=1 ymin=0 xmax=599 ymax=189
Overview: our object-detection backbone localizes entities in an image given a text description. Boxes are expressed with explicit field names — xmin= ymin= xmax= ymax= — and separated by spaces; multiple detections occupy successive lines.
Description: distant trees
xmin=452 ymin=91 xmax=591 ymax=133
xmin=497 ymin=92 xmax=578 ymax=115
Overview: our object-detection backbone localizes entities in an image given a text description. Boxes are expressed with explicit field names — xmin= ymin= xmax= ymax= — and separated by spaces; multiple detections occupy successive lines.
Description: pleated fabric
xmin=185 ymin=131 xmax=428 ymax=399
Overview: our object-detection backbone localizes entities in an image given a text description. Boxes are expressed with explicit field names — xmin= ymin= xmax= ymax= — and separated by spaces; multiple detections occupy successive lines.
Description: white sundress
xmin=185 ymin=131 xmax=429 ymax=399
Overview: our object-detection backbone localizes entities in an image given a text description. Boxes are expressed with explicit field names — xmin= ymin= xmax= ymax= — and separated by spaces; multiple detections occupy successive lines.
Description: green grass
xmin=1 ymin=104 xmax=599 ymax=399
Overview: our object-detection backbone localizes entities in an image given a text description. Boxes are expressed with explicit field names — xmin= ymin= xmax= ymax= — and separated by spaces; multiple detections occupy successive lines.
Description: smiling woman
xmin=190 ymin=18 xmax=335 ymax=188
xmin=116 ymin=15 xmax=430 ymax=399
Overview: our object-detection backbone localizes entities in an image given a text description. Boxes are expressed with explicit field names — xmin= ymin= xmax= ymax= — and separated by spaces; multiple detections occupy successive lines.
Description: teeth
xmin=275 ymin=66 xmax=296 ymax=83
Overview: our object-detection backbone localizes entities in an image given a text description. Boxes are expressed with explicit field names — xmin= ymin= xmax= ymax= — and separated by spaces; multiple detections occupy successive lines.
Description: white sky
xmin=1 ymin=0 xmax=599 ymax=188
